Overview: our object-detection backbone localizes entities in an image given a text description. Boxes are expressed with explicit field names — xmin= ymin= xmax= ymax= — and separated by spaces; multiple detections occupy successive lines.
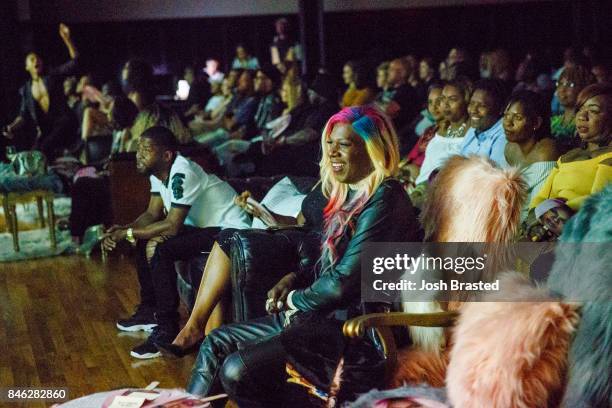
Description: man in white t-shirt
xmin=102 ymin=126 xmax=249 ymax=359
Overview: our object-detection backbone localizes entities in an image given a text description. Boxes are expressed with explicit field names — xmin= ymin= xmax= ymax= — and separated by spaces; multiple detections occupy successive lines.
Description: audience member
xmin=250 ymin=66 xmax=283 ymax=135
xmin=447 ymin=47 xmax=468 ymax=67
xmin=591 ymin=61 xmax=611 ymax=84
xmin=254 ymin=73 xmax=339 ymax=176
xmin=460 ymin=78 xmax=510 ymax=166
xmin=376 ymin=61 xmax=390 ymax=92
xmin=80 ymin=76 xmax=114 ymax=142
xmin=187 ymin=106 xmax=419 ymax=404
xmin=503 ymin=90 xmax=560 ymax=219
xmin=412 ymin=80 xmax=444 ymax=139
xmin=189 ymin=75 xmax=236 ymax=136
xmin=121 ymin=59 xmax=155 ymax=111
xmin=204 ymin=58 xmax=224 ymax=84
xmin=419 ymin=57 xmax=436 ymax=84
xmin=530 ymin=198 xmax=575 ymax=241
xmin=109 ymin=96 xmax=139 ymax=154
xmin=401 ymin=82 xmax=447 ymax=187
xmin=103 ymin=126 xmax=250 ymax=359
xmin=121 ymin=59 xmax=193 ymax=147
xmin=552 ymin=46 xmax=584 ymax=81
xmin=530 ymin=83 xmax=612 ymax=211
xmin=551 ymin=64 xmax=595 ymax=151
xmin=485 ymin=49 xmax=514 ymax=94
xmin=446 ymin=60 xmax=479 ymax=82
xmin=479 ymin=51 xmax=492 ymax=78
xmin=63 ymin=76 xmax=79 ymax=110
xmin=415 ymin=57 xmax=437 ymax=102
xmin=231 ymin=44 xmax=260 ymax=70
xmin=270 ymin=17 xmax=301 ymax=69
xmin=3 ymin=23 xmax=79 ymax=158
xmin=411 ymin=79 xmax=472 ymax=206
xmin=341 ymin=60 xmax=375 ymax=107
xmin=130 ymin=102 xmax=191 ymax=151
xmin=212 ymin=66 xmax=283 ymax=169
xmin=514 ymin=51 xmax=554 ymax=95
xmin=195 ymin=80 xmax=223 ymax=120
xmin=193 ymin=70 xmax=258 ymax=148
xmin=376 ymin=58 xmax=419 ymax=135
xmin=182 ymin=65 xmax=212 ymax=119
xmin=403 ymin=54 xmax=420 ymax=88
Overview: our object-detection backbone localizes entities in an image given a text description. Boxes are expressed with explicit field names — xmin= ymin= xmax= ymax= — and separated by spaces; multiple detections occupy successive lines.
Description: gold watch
xmin=126 ymin=227 xmax=136 ymax=244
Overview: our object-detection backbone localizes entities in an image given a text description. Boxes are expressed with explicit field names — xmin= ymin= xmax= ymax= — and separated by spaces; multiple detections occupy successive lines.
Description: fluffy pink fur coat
xmin=446 ymin=273 xmax=579 ymax=408
xmin=395 ymin=156 xmax=526 ymax=387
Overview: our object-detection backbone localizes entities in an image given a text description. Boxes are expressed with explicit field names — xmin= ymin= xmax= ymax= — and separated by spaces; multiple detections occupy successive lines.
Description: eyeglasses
xmin=555 ymin=80 xmax=576 ymax=89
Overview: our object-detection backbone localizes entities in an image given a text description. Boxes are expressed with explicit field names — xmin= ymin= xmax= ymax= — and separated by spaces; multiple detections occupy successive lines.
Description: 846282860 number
xmin=1 ymin=387 xmax=69 ymax=401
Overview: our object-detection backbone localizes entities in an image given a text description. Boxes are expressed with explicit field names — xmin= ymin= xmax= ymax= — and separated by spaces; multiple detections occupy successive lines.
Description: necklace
xmin=447 ymin=122 xmax=467 ymax=138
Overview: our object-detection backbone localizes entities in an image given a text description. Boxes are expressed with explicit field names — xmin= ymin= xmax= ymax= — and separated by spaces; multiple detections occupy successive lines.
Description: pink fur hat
xmin=446 ymin=273 xmax=580 ymax=408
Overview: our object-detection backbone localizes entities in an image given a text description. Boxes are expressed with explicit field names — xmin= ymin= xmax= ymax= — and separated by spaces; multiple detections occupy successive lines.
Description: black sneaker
xmin=116 ymin=305 xmax=157 ymax=332
xmin=130 ymin=326 xmax=178 ymax=359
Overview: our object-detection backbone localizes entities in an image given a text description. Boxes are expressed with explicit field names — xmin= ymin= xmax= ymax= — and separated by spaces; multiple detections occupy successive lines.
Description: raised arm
xmin=59 ymin=23 xmax=78 ymax=59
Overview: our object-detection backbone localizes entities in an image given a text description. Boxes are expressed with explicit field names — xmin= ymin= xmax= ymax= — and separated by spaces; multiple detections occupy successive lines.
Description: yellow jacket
xmin=530 ymin=148 xmax=612 ymax=210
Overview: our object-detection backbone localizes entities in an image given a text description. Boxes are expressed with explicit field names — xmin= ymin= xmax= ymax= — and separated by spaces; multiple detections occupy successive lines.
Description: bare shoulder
xmin=533 ymin=138 xmax=560 ymax=162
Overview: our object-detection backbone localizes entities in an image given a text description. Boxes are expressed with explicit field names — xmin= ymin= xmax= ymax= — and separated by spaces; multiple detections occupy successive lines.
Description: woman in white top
xmin=411 ymin=79 xmax=472 ymax=206
xmin=503 ymin=90 xmax=560 ymax=219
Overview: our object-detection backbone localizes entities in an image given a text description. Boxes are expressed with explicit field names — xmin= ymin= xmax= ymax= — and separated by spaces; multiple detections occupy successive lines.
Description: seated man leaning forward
xmin=102 ymin=126 xmax=250 ymax=359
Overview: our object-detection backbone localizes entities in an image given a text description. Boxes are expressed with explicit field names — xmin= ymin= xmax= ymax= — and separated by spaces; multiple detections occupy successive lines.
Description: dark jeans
xmin=136 ymin=226 xmax=221 ymax=327
xmin=187 ymin=313 xmax=288 ymax=407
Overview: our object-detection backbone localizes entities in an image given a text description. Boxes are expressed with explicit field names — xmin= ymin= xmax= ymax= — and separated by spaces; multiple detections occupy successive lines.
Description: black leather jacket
xmin=291 ymin=178 xmax=419 ymax=317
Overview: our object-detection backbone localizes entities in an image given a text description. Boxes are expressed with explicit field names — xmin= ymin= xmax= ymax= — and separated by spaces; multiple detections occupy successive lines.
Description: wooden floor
xmin=0 ymin=253 xmax=196 ymax=407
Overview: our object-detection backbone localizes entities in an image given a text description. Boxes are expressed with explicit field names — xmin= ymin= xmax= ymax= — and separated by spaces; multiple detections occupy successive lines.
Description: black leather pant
xmin=187 ymin=313 xmax=288 ymax=407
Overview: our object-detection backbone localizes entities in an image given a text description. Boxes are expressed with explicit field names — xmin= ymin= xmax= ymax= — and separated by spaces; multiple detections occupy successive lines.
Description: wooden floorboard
xmin=0 ymin=253 xmax=196 ymax=406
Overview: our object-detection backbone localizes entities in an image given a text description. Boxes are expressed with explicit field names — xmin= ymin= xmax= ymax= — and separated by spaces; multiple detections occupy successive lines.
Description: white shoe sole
xmin=130 ymin=350 xmax=161 ymax=359
xmin=116 ymin=322 xmax=158 ymax=332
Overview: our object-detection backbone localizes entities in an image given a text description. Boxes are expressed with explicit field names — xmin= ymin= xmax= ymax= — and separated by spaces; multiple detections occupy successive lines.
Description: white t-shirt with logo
xmin=149 ymin=154 xmax=249 ymax=229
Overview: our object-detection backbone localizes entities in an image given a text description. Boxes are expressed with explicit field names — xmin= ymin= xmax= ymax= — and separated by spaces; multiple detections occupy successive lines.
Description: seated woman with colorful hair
xmin=187 ymin=106 xmax=419 ymax=406
xmin=530 ymin=82 xmax=612 ymax=212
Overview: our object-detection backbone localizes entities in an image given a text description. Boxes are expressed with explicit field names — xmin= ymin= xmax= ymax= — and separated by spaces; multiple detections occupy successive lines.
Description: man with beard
xmin=102 ymin=126 xmax=249 ymax=359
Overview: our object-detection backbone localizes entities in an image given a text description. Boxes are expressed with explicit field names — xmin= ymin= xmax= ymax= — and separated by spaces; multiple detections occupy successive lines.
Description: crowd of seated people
xmin=1 ymin=17 xmax=611 ymax=407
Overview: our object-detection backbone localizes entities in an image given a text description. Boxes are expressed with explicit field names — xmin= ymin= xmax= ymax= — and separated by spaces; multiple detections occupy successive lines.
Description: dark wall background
xmin=2 ymin=0 xmax=610 ymax=124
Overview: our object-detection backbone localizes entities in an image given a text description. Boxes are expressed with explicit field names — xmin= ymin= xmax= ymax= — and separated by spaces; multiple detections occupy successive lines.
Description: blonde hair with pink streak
xmin=319 ymin=106 xmax=399 ymax=264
